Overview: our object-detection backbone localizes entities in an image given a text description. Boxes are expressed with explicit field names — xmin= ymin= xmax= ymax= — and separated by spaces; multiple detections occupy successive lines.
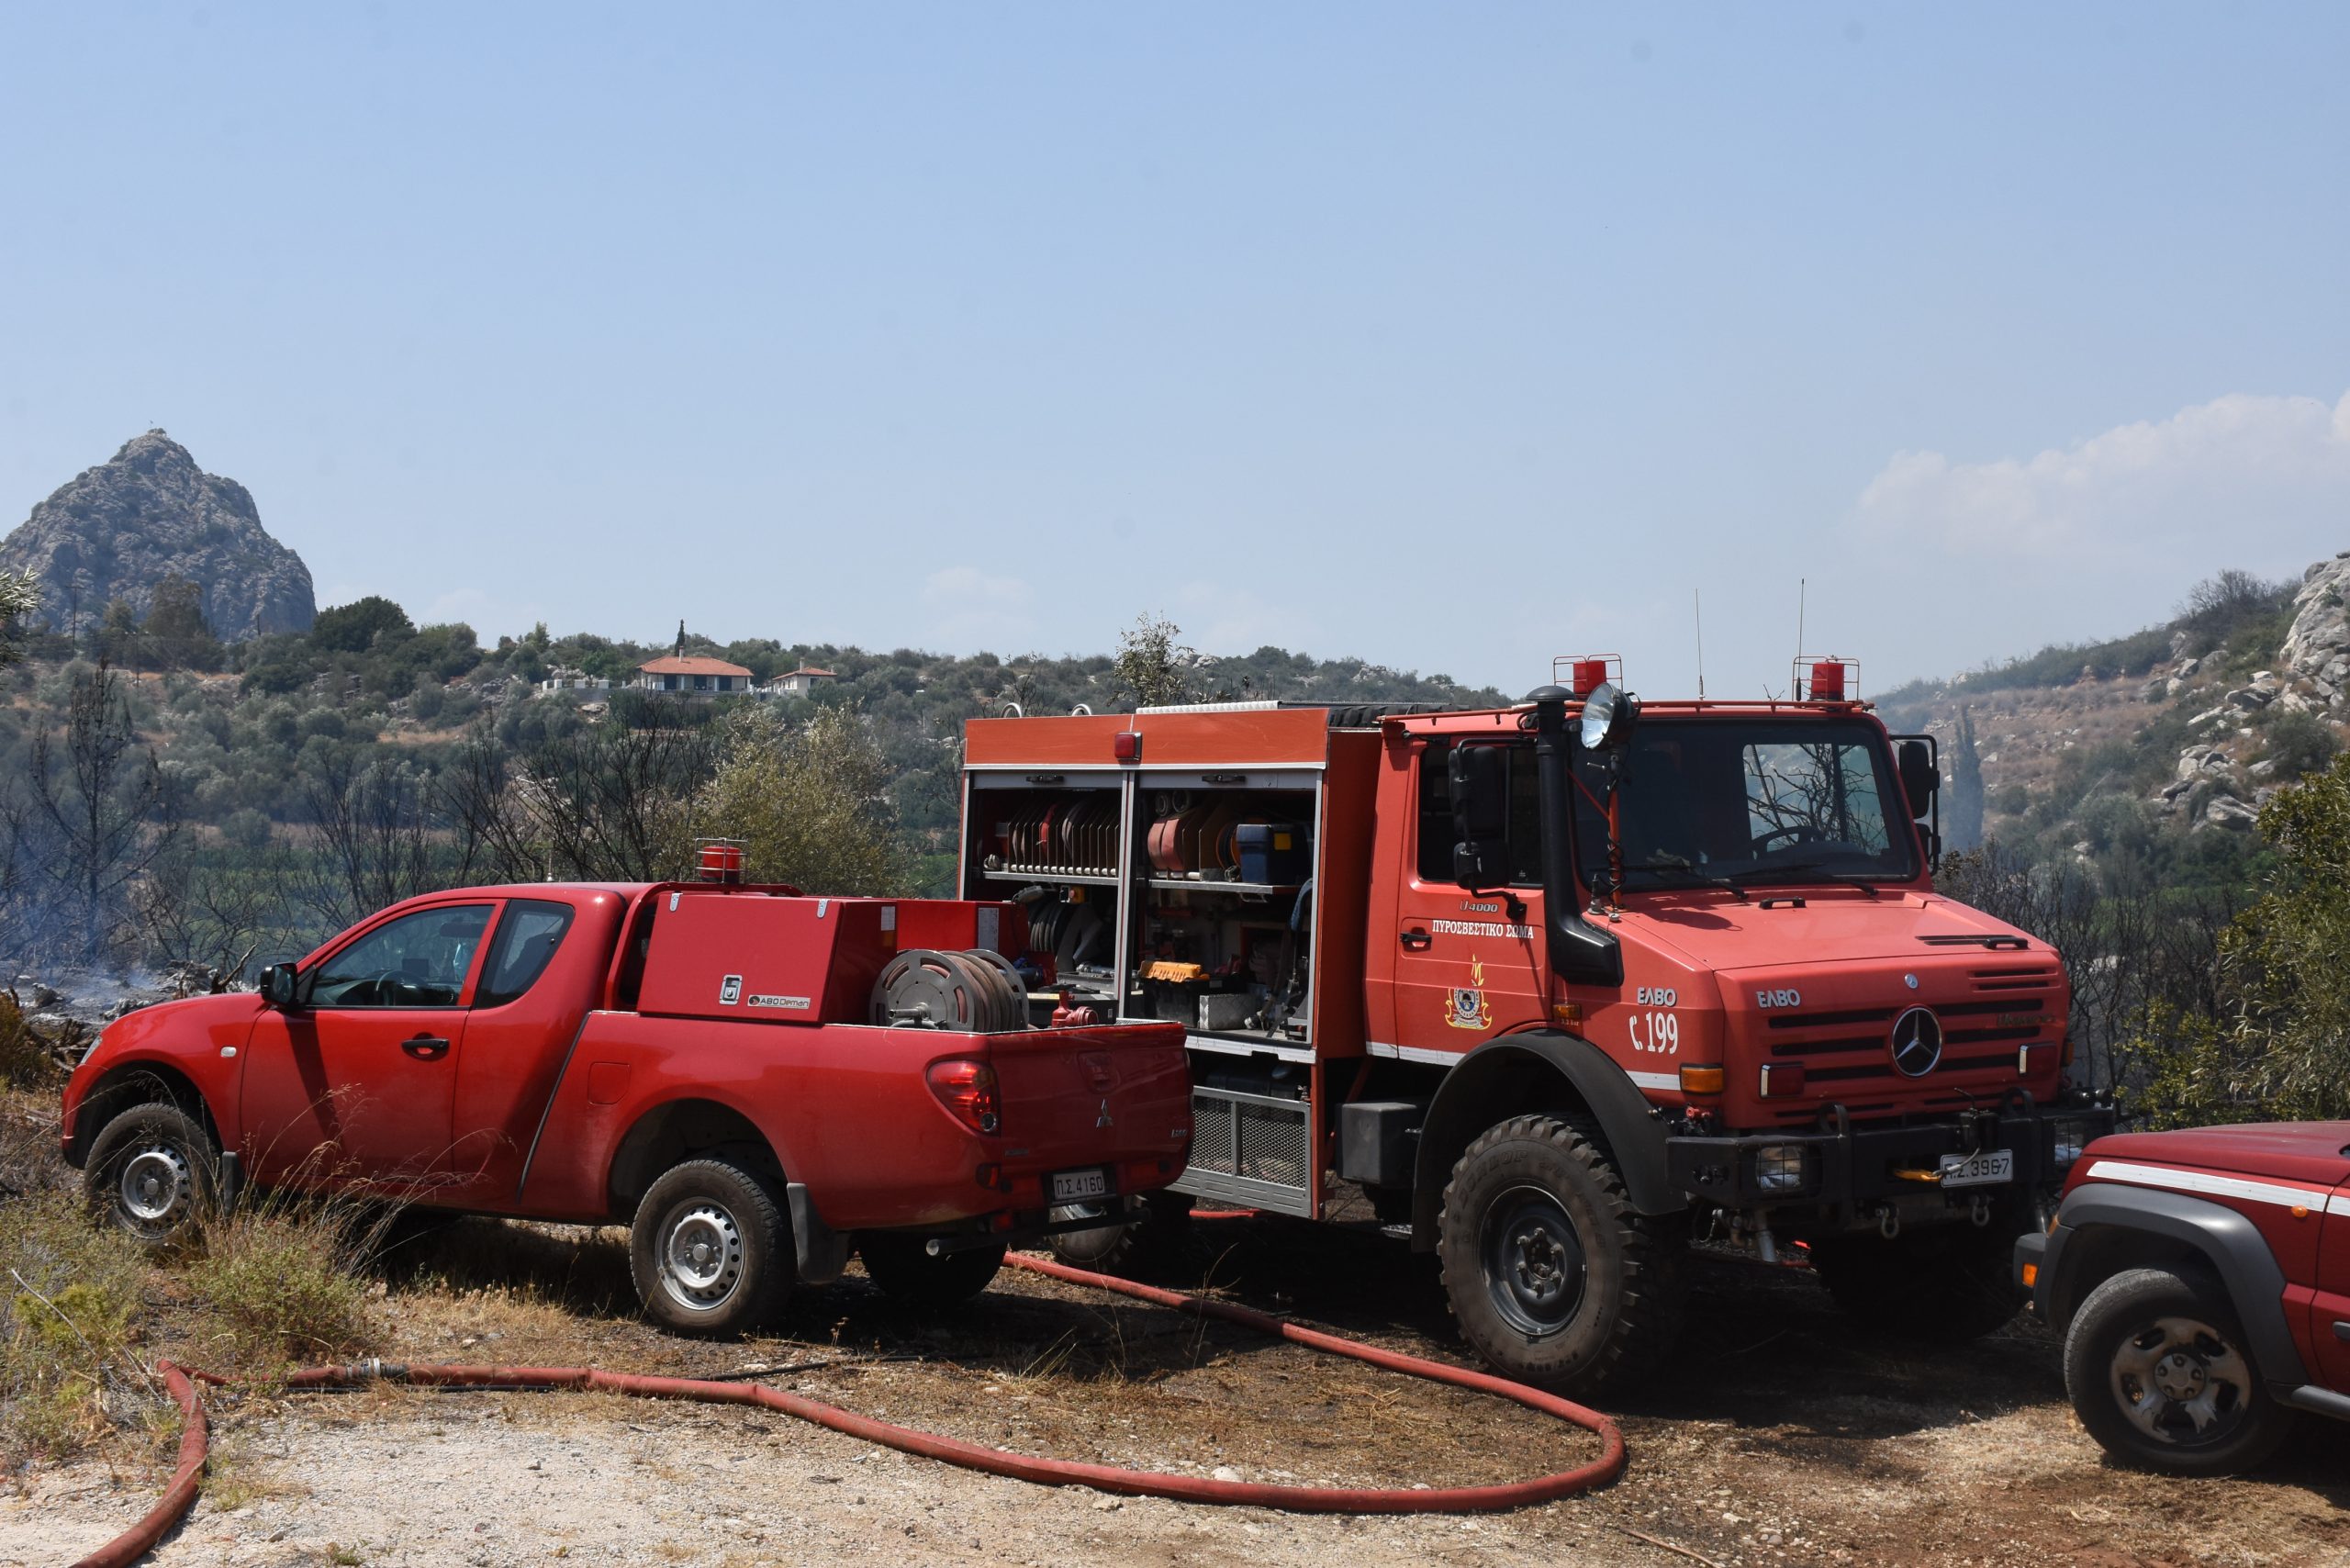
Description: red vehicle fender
xmin=509 ymin=1014 xmax=1000 ymax=1231
xmin=61 ymin=995 xmax=263 ymax=1164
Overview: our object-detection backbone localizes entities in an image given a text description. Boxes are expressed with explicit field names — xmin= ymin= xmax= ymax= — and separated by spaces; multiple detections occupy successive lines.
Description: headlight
xmin=1753 ymin=1144 xmax=1810 ymax=1194
xmin=2051 ymin=1118 xmax=2091 ymax=1169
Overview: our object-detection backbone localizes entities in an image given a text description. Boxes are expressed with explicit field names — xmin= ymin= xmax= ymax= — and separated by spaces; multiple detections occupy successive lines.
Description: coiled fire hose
xmin=71 ymin=1243 xmax=1626 ymax=1568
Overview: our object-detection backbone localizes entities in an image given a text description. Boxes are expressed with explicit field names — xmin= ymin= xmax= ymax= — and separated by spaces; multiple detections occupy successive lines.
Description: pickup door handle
xmin=402 ymin=1035 xmax=451 ymax=1060
xmin=2335 ymin=1320 xmax=2349 ymax=1344
xmin=1399 ymin=928 xmax=1433 ymax=952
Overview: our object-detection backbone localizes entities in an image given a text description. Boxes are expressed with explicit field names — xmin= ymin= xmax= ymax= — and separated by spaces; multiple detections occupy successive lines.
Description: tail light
xmin=927 ymin=1058 xmax=1001 ymax=1136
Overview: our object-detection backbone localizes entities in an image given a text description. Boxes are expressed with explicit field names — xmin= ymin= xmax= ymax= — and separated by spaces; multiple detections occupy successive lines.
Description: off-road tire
xmin=1809 ymin=1217 xmax=2025 ymax=1342
xmin=1046 ymin=1192 xmax=1195 ymax=1276
xmin=2063 ymin=1266 xmax=2297 ymax=1475
xmin=1437 ymin=1114 xmax=1687 ymax=1395
xmin=628 ymin=1159 xmax=793 ymax=1337
xmin=859 ymin=1235 xmax=1008 ymax=1305
xmin=84 ymin=1102 xmax=219 ymax=1249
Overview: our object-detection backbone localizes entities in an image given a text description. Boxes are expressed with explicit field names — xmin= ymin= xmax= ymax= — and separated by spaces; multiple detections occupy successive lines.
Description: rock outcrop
xmin=2281 ymin=553 xmax=2350 ymax=706
xmin=0 ymin=431 xmax=313 ymax=640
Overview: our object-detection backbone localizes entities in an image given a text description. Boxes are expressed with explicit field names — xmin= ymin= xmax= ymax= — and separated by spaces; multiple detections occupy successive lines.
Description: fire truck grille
xmin=1753 ymin=966 xmax=2061 ymax=1092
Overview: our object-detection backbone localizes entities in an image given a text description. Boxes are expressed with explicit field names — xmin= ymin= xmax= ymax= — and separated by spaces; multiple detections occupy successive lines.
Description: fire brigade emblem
xmin=1447 ymin=956 xmax=1493 ymax=1032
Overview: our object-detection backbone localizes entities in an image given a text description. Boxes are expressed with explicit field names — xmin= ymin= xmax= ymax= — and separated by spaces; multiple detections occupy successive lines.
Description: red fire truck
xmin=960 ymin=660 xmax=2113 ymax=1393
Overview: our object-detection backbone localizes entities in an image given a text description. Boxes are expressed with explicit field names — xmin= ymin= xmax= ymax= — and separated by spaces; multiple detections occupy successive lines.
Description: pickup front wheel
xmin=85 ymin=1102 xmax=219 ymax=1249
xmin=2063 ymin=1267 xmax=2298 ymax=1475
xmin=629 ymin=1159 xmax=793 ymax=1337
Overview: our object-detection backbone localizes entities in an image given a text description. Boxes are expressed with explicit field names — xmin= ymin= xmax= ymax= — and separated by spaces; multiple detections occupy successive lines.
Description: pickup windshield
xmin=1572 ymin=717 xmax=1918 ymax=890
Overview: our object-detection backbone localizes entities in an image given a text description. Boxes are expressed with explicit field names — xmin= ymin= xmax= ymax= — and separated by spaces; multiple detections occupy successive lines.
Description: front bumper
xmin=1666 ymin=1098 xmax=2114 ymax=1226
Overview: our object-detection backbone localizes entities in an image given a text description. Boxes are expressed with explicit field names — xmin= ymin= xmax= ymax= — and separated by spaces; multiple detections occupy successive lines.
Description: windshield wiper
xmin=1619 ymin=858 xmax=1751 ymax=902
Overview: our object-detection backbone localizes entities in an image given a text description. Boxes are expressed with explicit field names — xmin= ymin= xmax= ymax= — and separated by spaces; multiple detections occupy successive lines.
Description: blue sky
xmin=4 ymin=5 xmax=2346 ymax=695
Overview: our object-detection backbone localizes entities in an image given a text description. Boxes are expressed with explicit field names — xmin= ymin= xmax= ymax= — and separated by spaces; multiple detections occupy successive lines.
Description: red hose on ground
xmin=71 ymin=1244 xmax=1624 ymax=1566
xmin=70 ymin=1362 xmax=207 ymax=1568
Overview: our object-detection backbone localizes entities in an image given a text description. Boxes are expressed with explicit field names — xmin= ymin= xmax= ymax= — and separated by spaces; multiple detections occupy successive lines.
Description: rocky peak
xmin=0 ymin=430 xmax=313 ymax=641
xmin=2280 ymin=552 xmax=2350 ymax=704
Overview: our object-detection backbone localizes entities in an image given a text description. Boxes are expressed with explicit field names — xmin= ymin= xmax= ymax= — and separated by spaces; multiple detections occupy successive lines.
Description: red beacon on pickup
xmin=61 ymin=867 xmax=1193 ymax=1334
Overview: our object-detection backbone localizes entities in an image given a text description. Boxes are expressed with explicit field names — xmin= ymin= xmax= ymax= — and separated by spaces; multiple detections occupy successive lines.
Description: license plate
xmin=1939 ymin=1149 xmax=2014 ymax=1189
xmin=1050 ymin=1167 xmax=1110 ymax=1204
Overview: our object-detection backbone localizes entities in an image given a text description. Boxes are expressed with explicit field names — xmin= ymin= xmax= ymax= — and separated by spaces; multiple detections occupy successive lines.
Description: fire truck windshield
xmin=1572 ymin=716 xmax=1919 ymax=891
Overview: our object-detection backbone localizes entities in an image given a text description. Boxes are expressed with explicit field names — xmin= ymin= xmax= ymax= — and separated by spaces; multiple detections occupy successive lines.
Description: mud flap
xmin=787 ymin=1182 xmax=848 ymax=1284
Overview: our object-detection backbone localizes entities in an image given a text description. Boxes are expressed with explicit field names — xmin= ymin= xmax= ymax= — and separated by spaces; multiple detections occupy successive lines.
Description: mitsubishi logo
xmin=1890 ymin=1006 xmax=1944 ymax=1078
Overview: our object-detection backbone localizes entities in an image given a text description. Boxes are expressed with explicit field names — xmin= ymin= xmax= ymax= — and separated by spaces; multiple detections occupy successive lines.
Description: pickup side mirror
xmin=259 ymin=962 xmax=302 ymax=1009
xmin=1897 ymin=739 xmax=1939 ymax=817
xmin=1449 ymin=745 xmax=1512 ymax=890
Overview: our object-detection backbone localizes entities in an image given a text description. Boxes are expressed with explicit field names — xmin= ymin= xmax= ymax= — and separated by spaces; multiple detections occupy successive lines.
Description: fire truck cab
xmin=959 ymin=663 xmax=2113 ymax=1393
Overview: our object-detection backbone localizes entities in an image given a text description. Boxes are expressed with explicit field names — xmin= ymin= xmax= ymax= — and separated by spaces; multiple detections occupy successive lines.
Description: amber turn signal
xmin=1678 ymin=1063 xmax=1726 ymax=1095
xmin=2021 ymin=1263 xmax=2038 ymax=1289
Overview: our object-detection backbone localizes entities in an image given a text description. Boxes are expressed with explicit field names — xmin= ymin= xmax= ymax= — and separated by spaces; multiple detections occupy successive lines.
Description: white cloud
xmin=918 ymin=566 xmax=1036 ymax=649
xmin=1857 ymin=390 xmax=2350 ymax=556
xmin=1849 ymin=391 xmax=2350 ymax=679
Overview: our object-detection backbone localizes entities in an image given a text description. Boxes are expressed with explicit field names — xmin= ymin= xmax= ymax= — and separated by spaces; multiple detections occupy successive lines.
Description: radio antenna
xmin=1694 ymin=588 xmax=1707 ymax=700
xmin=1796 ymin=577 xmax=1807 ymax=664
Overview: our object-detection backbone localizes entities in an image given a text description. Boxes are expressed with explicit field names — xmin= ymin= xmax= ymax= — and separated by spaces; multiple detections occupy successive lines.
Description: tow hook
xmin=1969 ymin=1194 xmax=1993 ymax=1228
xmin=1875 ymin=1204 xmax=1901 ymax=1240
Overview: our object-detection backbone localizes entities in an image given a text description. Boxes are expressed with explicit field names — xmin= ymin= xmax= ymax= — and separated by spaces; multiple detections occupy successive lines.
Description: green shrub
xmin=0 ymin=1193 xmax=148 ymax=1459
xmin=185 ymin=1204 xmax=375 ymax=1372
xmin=2261 ymin=711 xmax=2340 ymax=780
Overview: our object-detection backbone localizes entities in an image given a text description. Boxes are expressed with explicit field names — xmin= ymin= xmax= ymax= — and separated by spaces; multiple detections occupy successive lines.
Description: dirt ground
xmin=7 ymin=1214 xmax=2347 ymax=1568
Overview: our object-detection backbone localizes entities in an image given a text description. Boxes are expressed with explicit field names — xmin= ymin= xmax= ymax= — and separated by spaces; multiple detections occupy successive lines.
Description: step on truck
xmin=61 ymin=869 xmax=1193 ymax=1333
xmin=960 ymin=657 xmax=2115 ymax=1392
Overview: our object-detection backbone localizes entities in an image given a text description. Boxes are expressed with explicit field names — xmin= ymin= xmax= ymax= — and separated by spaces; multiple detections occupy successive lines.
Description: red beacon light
xmin=1795 ymin=656 xmax=1858 ymax=703
xmin=696 ymin=840 xmax=745 ymax=883
xmin=1554 ymin=655 xmax=1623 ymax=699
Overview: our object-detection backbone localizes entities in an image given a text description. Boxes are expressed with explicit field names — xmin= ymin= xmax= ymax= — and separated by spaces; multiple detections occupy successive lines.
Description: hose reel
xmin=871 ymin=947 xmax=1029 ymax=1033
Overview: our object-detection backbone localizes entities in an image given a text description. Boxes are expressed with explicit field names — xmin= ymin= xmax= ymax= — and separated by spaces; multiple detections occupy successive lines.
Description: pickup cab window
xmin=475 ymin=900 xmax=576 ymax=1008
xmin=309 ymin=904 xmax=493 ymax=1008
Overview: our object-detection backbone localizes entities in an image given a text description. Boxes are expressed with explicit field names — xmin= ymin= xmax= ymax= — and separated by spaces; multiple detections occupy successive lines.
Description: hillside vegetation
xmin=0 ymin=594 xmax=1494 ymax=976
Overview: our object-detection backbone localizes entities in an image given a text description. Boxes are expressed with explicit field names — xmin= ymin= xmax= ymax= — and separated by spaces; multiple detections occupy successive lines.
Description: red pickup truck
xmin=2017 ymin=1121 xmax=2350 ymax=1473
xmin=61 ymin=880 xmax=1192 ymax=1334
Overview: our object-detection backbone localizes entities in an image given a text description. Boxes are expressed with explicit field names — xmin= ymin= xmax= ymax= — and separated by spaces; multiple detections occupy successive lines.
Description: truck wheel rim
xmin=119 ymin=1143 xmax=192 ymax=1228
xmin=2109 ymin=1315 xmax=2254 ymax=1446
xmin=658 ymin=1203 xmax=744 ymax=1311
xmin=1482 ymin=1184 xmax=1587 ymax=1338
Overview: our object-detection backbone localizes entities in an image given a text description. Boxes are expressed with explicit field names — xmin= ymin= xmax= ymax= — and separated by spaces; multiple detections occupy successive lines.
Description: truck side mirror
xmin=259 ymin=963 xmax=302 ymax=1009
xmin=1449 ymin=745 xmax=1512 ymax=890
xmin=1897 ymin=740 xmax=1939 ymax=819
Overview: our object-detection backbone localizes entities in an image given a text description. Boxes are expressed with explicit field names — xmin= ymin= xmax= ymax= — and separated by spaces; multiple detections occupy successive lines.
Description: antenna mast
xmin=1694 ymin=588 xmax=1707 ymax=700
xmin=1796 ymin=577 xmax=1807 ymax=664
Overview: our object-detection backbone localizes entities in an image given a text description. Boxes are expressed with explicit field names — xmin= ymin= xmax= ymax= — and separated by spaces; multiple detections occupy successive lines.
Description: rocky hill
xmin=1878 ymin=554 xmax=2345 ymax=876
xmin=0 ymin=431 xmax=314 ymax=641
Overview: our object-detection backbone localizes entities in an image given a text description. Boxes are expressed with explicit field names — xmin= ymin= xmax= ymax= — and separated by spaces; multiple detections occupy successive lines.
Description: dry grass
xmin=0 ymin=1189 xmax=151 ymax=1460
xmin=180 ymin=1199 xmax=380 ymax=1375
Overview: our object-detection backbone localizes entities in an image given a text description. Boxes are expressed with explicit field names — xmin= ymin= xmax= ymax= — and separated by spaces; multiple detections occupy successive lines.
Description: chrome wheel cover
xmin=657 ymin=1201 xmax=745 ymax=1312
xmin=2109 ymin=1315 xmax=2255 ymax=1446
xmin=118 ymin=1141 xmax=193 ymax=1230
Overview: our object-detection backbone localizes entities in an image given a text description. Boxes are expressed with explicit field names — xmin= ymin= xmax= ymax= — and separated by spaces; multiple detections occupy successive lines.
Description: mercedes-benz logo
xmin=1890 ymin=1006 xmax=1944 ymax=1077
